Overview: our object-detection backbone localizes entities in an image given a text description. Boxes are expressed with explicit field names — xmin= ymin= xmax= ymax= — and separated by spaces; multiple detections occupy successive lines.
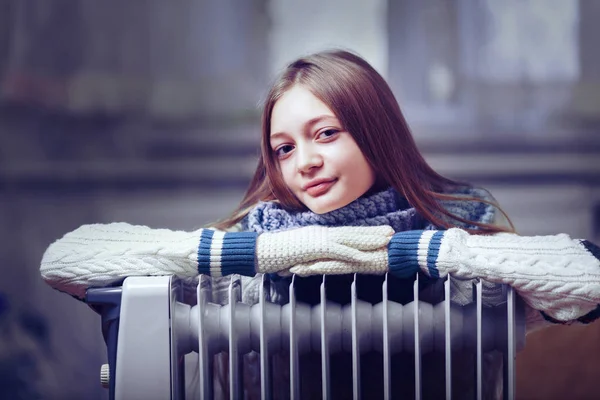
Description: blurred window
xmin=388 ymin=0 xmax=582 ymax=141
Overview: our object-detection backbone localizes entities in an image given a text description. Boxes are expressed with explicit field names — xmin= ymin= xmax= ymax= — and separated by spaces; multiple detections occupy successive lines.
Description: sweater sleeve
xmin=388 ymin=229 xmax=600 ymax=324
xmin=41 ymin=223 xmax=394 ymax=300
xmin=40 ymin=223 xmax=258 ymax=299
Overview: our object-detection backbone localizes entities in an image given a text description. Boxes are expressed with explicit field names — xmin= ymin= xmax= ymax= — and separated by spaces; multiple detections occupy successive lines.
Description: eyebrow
xmin=270 ymin=114 xmax=338 ymax=140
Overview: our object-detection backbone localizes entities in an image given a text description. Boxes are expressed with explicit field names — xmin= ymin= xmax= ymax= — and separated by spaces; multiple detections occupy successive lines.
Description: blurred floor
xmin=517 ymin=320 xmax=600 ymax=400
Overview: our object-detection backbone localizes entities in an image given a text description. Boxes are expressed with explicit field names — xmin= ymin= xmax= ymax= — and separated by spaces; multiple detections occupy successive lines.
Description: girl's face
xmin=269 ymin=85 xmax=376 ymax=214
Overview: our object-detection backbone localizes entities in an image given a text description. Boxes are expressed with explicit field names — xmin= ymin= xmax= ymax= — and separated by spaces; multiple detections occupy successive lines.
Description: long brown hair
xmin=213 ymin=50 xmax=513 ymax=234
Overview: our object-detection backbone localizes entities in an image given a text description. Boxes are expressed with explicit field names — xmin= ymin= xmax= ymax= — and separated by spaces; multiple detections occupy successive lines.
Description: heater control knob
xmin=100 ymin=364 xmax=110 ymax=388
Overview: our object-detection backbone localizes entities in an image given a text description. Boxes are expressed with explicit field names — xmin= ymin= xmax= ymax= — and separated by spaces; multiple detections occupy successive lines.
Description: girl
xmin=41 ymin=50 xmax=600 ymax=398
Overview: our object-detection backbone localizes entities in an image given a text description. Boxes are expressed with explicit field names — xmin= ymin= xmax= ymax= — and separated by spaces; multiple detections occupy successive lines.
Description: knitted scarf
xmin=244 ymin=186 xmax=496 ymax=234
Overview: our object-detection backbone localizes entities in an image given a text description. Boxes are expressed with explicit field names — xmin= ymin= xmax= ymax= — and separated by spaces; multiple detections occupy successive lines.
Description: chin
xmin=305 ymin=199 xmax=348 ymax=214
xmin=310 ymin=206 xmax=333 ymax=215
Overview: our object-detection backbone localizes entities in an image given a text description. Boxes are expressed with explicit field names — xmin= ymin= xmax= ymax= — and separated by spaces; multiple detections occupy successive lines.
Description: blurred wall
xmin=0 ymin=1 xmax=599 ymax=399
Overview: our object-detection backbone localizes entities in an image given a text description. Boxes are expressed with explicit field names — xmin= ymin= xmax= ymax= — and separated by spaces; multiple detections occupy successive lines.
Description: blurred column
xmin=73 ymin=0 xmax=270 ymax=119
xmin=1 ymin=0 xmax=84 ymax=108
xmin=387 ymin=0 xmax=469 ymax=131
xmin=267 ymin=0 xmax=388 ymax=77
xmin=388 ymin=1 xmax=460 ymax=104
xmin=388 ymin=0 xmax=581 ymax=138
xmin=567 ymin=0 xmax=600 ymax=127
xmin=459 ymin=0 xmax=580 ymax=134
xmin=146 ymin=0 xmax=270 ymax=118
xmin=0 ymin=0 xmax=14 ymax=81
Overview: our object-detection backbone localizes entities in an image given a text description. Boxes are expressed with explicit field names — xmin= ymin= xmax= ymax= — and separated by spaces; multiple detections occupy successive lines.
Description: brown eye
xmin=275 ymin=144 xmax=294 ymax=157
xmin=317 ymin=129 xmax=339 ymax=140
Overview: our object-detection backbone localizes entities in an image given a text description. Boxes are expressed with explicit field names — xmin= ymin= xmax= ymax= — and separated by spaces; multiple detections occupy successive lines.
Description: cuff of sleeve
xmin=388 ymin=230 xmax=445 ymax=279
xmin=541 ymin=304 xmax=600 ymax=325
xmin=197 ymin=230 xmax=258 ymax=277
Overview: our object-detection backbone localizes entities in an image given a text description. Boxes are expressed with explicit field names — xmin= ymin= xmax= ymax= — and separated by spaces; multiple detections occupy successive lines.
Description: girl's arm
xmin=40 ymin=222 xmax=393 ymax=299
xmin=388 ymin=229 xmax=600 ymax=324
xmin=41 ymin=222 xmax=600 ymax=327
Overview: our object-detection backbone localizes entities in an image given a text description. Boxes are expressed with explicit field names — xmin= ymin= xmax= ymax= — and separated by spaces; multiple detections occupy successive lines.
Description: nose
xmin=296 ymin=144 xmax=323 ymax=173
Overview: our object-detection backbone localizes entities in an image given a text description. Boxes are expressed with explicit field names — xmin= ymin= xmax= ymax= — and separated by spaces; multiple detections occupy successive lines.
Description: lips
xmin=304 ymin=179 xmax=337 ymax=197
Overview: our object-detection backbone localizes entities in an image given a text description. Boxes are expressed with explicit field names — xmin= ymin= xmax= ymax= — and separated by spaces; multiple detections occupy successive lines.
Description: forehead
xmin=270 ymin=86 xmax=335 ymax=133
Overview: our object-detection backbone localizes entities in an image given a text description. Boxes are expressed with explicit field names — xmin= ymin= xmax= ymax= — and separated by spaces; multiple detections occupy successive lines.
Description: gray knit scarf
xmin=244 ymin=186 xmax=496 ymax=234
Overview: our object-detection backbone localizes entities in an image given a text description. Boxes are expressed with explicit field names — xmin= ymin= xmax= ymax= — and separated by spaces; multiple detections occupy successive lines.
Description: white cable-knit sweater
xmin=40 ymin=223 xmax=600 ymax=332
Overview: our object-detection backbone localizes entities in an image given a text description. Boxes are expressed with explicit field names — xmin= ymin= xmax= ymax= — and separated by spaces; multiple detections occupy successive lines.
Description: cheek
xmin=350 ymin=157 xmax=376 ymax=190
xmin=343 ymin=151 xmax=372 ymax=178
xmin=279 ymin=162 xmax=296 ymax=189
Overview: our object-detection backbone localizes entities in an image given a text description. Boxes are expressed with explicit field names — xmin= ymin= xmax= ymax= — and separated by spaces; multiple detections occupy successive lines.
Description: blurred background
xmin=0 ymin=0 xmax=599 ymax=398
